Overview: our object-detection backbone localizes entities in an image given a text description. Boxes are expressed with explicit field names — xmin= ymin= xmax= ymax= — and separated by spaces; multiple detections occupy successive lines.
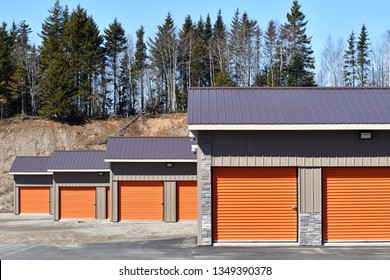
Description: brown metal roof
xmin=47 ymin=150 xmax=109 ymax=171
xmin=10 ymin=156 xmax=52 ymax=174
xmin=188 ymin=87 xmax=390 ymax=125
xmin=105 ymin=137 xmax=197 ymax=161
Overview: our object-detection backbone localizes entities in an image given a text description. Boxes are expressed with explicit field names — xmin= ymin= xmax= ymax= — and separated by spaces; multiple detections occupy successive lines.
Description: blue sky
xmin=2 ymin=0 xmax=390 ymax=68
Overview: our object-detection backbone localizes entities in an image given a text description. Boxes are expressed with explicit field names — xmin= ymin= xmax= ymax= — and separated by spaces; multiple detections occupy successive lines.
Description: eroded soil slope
xmin=0 ymin=114 xmax=188 ymax=212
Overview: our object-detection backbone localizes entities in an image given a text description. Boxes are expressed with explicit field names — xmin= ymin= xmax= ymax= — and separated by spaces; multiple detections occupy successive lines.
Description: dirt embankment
xmin=0 ymin=114 xmax=189 ymax=212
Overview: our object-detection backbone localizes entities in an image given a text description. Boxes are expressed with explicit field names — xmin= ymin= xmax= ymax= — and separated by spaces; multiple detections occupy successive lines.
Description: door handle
xmin=291 ymin=205 xmax=297 ymax=210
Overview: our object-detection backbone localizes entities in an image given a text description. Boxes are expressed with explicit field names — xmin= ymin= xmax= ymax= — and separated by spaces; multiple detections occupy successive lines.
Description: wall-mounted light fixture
xmin=166 ymin=162 xmax=174 ymax=168
xmin=98 ymin=172 xmax=104 ymax=176
xmin=359 ymin=131 xmax=372 ymax=140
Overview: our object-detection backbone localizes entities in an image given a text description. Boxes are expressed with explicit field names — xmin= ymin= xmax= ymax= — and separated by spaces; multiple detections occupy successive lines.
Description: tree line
xmin=318 ymin=24 xmax=389 ymax=87
xmin=0 ymin=0 xmax=385 ymax=120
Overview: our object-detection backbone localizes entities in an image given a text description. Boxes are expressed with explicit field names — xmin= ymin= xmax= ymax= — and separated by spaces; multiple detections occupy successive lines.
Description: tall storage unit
xmin=188 ymin=87 xmax=390 ymax=246
xmin=47 ymin=150 xmax=110 ymax=220
xmin=105 ymin=137 xmax=197 ymax=222
xmin=10 ymin=156 xmax=53 ymax=215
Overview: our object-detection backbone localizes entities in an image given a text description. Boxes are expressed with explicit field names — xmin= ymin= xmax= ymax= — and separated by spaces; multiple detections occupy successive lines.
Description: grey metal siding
xmin=300 ymin=168 xmax=322 ymax=212
xmin=111 ymin=162 xmax=196 ymax=181
xmin=14 ymin=175 xmax=53 ymax=186
xmin=164 ymin=182 xmax=177 ymax=222
xmin=53 ymin=172 xmax=110 ymax=186
xmin=212 ymin=131 xmax=390 ymax=167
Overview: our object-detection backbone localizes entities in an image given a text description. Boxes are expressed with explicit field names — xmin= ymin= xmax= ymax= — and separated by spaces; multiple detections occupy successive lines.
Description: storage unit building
xmin=105 ymin=137 xmax=197 ymax=222
xmin=47 ymin=150 xmax=110 ymax=220
xmin=10 ymin=156 xmax=53 ymax=215
xmin=188 ymin=87 xmax=390 ymax=246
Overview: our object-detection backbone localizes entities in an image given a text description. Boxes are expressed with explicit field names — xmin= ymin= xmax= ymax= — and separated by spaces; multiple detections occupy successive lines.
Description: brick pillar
xmin=299 ymin=212 xmax=322 ymax=245
xmin=197 ymin=131 xmax=212 ymax=246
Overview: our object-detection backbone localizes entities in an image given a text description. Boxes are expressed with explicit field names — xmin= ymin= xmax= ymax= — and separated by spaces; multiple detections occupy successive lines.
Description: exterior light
xmin=166 ymin=163 xmax=174 ymax=168
xmin=98 ymin=172 xmax=104 ymax=176
xmin=359 ymin=131 xmax=372 ymax=140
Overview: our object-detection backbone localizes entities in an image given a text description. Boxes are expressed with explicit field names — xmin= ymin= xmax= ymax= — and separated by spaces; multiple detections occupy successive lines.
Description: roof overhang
xmin=188 ymin=124 xmax=390 ymax=131
xmin=9 ymin=172 xmax=53 ymax=175
xmin=105 ymin=159 xmax=197 ymax=163
xmin=47 ymin=169 xmax=110 ymax=173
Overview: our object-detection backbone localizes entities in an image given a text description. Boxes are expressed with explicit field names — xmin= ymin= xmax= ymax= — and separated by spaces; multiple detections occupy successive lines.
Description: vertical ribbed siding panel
xmin=14 ymin=183 xmax=19 ymax=215
xmin=300 ymin=168 xmax=322 ymax=212
xmin=213 ymin=168 xmax=298 ymax=242
xmin=107 ymin=188 xmax=110 ymax=219
xmin=323 ymin=168 xmax=390 ymax=241
xmin=164 ymin=181 xmax=177 ymax=222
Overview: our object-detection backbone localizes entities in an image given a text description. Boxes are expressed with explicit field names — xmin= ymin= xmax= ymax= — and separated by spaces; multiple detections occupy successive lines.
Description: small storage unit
xmin=60 ymin=187 xmax=96 ymax=218
xmin=105 ymin=137 xmax=197 ymax=223
xmin=10 ymin=156 xmax=53 ymax=215
xmin=212 ymin=168 xmax=298 ymax=242
xmin=119 ymin=181 xmax=163 ymax=220
xmin=323 ymin=168 xmax=390 ymax=242
xmin=47 ymin=150 xmax=110 ymax=221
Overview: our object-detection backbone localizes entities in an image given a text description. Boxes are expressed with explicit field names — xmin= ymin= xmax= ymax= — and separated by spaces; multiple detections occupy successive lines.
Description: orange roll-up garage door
xmin=60 ymin=187 xmax=96 ymax=218
xmin=323 ymin=168 xmax=390 ymax=242
xmin=177 ymin=181 xmax=197 ymax=220
xmin=19 ymin=187 xmax=50 ymax=214
xmin=119 ymin=181 xmax=163 ymax=220
xmin=213 ymin=168 xmax=297 ymax=242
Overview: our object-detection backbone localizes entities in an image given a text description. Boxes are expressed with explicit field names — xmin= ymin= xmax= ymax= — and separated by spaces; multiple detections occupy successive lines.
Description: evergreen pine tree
xmin=66 ymin=5 xmax=103 ymax=117
xmin=343 ymin=31 xmax=357 ymax=87
xmin=0 ymin=22 xmax=15 ymax=118
xmin=357 ymin=24 xmax=371 ymax=86
xmin=212 ymin=10 xmax=231 ymax=86
xmin=148 ymin=13 xmax=178 ymax=112
xmin=10 ymin=21 xmax=32 ymax=115
xmin=134 ymin=26 xmax=147 ymax=110
xmin=104 ymin=18 xmax=127 ymax=115
xmin=281 ymin=0 xmax=315 ymax=86
xmin=264 ymin=20 xmax=278 ymax=86
xmin=178 ymin=15 xmax=195 ymax=109
xmin=39 ymin=1 xmax=73 ymax=118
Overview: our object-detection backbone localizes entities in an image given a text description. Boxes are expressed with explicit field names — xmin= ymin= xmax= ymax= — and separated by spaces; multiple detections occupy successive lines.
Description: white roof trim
xmin=105 ymin=159 xmax=197 ymax=163
xmin=9 ymin=172 xmax=53 ymax=175
xmin=47 ymin=169 xmax=110 ymax=173
xmin=188 ymin=124 xmax=390 ymax=131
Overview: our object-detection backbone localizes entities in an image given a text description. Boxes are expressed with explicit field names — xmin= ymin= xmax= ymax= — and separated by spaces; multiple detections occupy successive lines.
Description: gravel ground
xmin=0 ymin=213 xmax=197 ymax=245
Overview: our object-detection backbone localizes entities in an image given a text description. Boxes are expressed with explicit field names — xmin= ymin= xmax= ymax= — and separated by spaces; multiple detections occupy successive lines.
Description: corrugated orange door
xmin=119 ymin=181 xmax=163 ymax=220
xmin=19 ymin=187 xmax=50 ymax=214
xmin=213 ymin=168 xmax=297 ymax=242
xmin=60 ymin=187 xmax=96 ymax=218
xmin=323 ymin=168 xmax=390 ymax=242
xmin=177 ymin=181 xmax=197 ymax=220
xmin=106 ymin=188 xmax=110 ymax=219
